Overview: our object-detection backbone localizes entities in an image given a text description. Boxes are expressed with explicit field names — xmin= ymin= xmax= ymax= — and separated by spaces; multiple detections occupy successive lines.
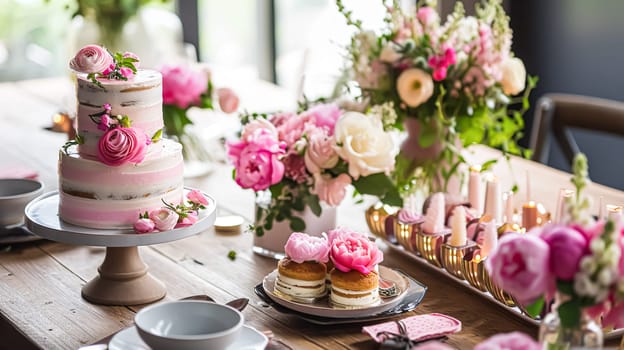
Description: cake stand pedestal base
xmin=81 ymin=246 xmax=166 ymax=306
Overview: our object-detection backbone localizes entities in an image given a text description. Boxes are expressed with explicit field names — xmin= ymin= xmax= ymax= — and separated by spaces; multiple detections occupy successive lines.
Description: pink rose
xmin=97 ymin=127 xmax=148 ymax=166
xmin=540 ymin=224 xmax=588 ymax=280
xmin=284 ymin=232 xmax=330 ymax=263
xmin=217 ymin=88 xmax=239 ymax=113
xmin=304 ymin=128 xmax=338 ymax=174
xmin=326 ymin=227 xmax=366 ymax=246
xmin=160 ymin=64 xmax=208 ymax=109
xmin=312 ymin=173 xmax=351 ymax=207
xmin=241 ymin=118 xmax=278 ymax=142
xmin=474 ymin=332 xmax=540 ymax=350
xmin=97 ymin=113 xmax=111 ymax=131
xmin=411 ymin=341 xmax=454 ymax=350
xmin=330 ymin=234 xmax=383 ymax=274
xmin=298 ymin=103 xmax=342 ymax=134
xmin=187 ymin=189 xmax=208 ymax=206
xmin=149 ymin=208 xmax=179 ymax=231
xmin=69 ymin=45 xmax=113 ymax=74
xmin=227 ymin=132 xmax=286 ymax=191
xmin=134 ymin=218 xmax=155 ymax=234
xmin=176 ymin=211 xmax=198 ymax=228
xmin=486 ymin=233 xmax=551 ymax=304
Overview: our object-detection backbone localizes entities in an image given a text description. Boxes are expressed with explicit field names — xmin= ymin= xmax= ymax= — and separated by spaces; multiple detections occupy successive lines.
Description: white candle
xmin=468 ymin=168 xmax=482 ymax=215
xmin=607 ymin=205 xmax=622 ymax=222
xmin=449 ymin=205 xmax=467 ymax=247
xmin=503 ymin=191 xmax=515 ymax=224
xmin=554 ymin=189 xmax=574 ymax=224
xmin=423 ymin=192 xmax=445 ymax=234
xmin=483 ymin=177 xmax=502 ymax=224
xmin=480 ymin=221 xmax=498 ymax=258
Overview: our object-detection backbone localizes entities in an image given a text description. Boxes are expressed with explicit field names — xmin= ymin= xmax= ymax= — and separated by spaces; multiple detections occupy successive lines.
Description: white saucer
xmin=108 ymin=325 xmax=268 ymax=350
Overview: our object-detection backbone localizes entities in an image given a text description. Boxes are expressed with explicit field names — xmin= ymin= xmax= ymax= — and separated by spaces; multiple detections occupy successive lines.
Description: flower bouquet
xmin=337 ymin=0 xmax=536 ymax=194
xmin=486 ymin=154 xmax=623 ymax=348
xmin=227 ymin=102 xmax=401 ymax=236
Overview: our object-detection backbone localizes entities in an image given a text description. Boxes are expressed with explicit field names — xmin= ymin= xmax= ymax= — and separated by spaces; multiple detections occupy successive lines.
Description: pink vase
xmin=252 ymin=206 xmax=337 ymax=259
xmin=400 ymin=118 xmax=444 ymax=162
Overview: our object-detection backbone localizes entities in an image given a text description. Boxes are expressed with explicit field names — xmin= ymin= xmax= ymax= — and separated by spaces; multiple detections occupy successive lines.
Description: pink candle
xmin=449 ymin=205 xmax=467 ymax=247
xmin=480 ymin=221 xmax=498 ymax=258
xmin=503 ymin=191 xmax=515 ymax=224
xmin=422 ymin=192 xmax=445 ymax=234
xmin=468 ymin=167 xmax=482 ymax=215
xmin=483 ymin=176 xmax=502 ymax=224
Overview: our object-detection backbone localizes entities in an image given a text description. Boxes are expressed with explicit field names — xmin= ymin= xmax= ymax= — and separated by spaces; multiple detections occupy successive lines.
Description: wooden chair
xmin=529 ymin=93 xmax=624 ymax=165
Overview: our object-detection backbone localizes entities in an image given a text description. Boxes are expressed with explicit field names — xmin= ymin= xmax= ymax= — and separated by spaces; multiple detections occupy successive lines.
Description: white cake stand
xmin=24 ymin=189 xmax=216 ymax=306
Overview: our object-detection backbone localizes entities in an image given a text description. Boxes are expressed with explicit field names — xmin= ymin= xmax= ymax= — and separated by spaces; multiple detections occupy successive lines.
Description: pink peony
xmin=284 ymin=232 xmax=330 ymax=263
xmin=160 ymin=64 xmax=208 ymax=109
xmin=540 ymin=224 xmax=588 ymax=280
xmin=486 ymin=233 xmax=551 ymax=304
xmin=312 ymin=173 xmax=351 ymax=207
xmin=330 ymin=234 xmax=383 ymax=274
xmin=474 ymin=332 xmax=540 ymax=350
xmin=187 ymin=189 xmax=208 ymax=206
xmin=69 ymin=45 xmax=113 ymax=74
xmin=149 ymin=208 xmax=179 ymax=231
xmin=282 ymin=154 xmax=309 ymax=184
xmin=304 ymin=128 xmax=338 ymax=174
xmin=326 ymin=227 xmax=366 ymax=246
xmin=227 ymin=132 xmax=286 ymax=191
xmin=298 ymin=103 xmax=342 ymax=134
xmin=176 ymin=211 xmax=198 ymax=228
xmin=217 ymin=88 xmax=239 ymax=113
xmin=134 ymin=218 xmax=155 ymax=234
xmin=97 ymin=127 xmax=148 ymax=166
xmin=241 ymin=118 xmax=278 ymax=142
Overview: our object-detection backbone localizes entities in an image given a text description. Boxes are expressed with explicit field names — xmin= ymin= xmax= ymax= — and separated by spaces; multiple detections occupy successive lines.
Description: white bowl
xmin=135 ymin=301 xmax=244 ymax=350
xmin=0 ymin=179 xmax=44 ymax=226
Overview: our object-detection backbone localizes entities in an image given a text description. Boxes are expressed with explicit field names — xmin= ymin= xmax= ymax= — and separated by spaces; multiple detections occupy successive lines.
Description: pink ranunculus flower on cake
xmin=330 ymin=233 xmax=383 ymax=274
xmin=69 ymin=44 xmax=113 ymax=74
xmin=486 ymin=233 xmax=551 ymax=304
xmin=227 ymin=132 xmax=286 ymax=191
xmin=474 ymin=331 xmax=540 ymax=350
xmin=284 ymin=232 xmax=330 ymax=264
xmin=216 ymin=88 xmax=239 ymax=113
xmin=134 ymin=218 xmax=155 ymax=234
xmin=540 ymin=224 xmax=588 ymax=280
xmin=187 ymin=189 xmax=208 ymax=206
xmin=149 ymin=208 xmax=179 ymax=231
xmin=312 ymin=173 xmax=351 ymax=207
xmin=160 ymin=64 xmax=208 ymax=109
xmin=97 ymin=127 xmax=148 ymax=166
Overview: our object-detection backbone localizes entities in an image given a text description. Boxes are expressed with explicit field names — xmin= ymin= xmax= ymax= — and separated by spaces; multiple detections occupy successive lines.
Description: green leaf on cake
xmin=151 ymin=129 xmax=163 ymax=142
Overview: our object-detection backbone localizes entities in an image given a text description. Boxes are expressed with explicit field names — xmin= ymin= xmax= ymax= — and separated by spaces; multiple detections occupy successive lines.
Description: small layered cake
xmin=329 ymin=231 xmax=384 ymax=308
xmin=274 ymin=232 xmax=329 ymax=302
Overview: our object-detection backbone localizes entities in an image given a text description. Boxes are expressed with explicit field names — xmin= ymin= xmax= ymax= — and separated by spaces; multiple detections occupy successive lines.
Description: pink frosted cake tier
xmin=75 ymin=70 xmax=163 ymax=159
xmin=58 ymin=139 xmax=184 ymax=229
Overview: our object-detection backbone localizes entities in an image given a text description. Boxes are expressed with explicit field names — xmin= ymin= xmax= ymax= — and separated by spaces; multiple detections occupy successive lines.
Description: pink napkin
xmin=362 ymin=313 xmax=461 ymax=343
xmin=0 ymin=166 xmax=38 ymax=180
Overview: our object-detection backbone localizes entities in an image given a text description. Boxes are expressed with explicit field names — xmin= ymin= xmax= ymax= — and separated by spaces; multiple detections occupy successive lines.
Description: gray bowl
xmin=135 ymin=300 xmax=244 ymax=350
xmin=0 ymin=179 xmax=44 ymax=226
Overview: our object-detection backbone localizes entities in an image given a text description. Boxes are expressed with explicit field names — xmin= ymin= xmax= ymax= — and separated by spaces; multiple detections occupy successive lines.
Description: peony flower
xmin=97 ymin=127 xmax=148 ymax=166
xmin=176 ymin=211 xmax=198 ymax=228
xmin=312 ymin=173 xmax=351 ymax=207
xmin=299 ymin=103 xmax=342 ymax=134
xmin=147 ymin=208 xmax=178 ymax=231
xmin=134 ymin=218 xmax=155 ymax=234
xmin=187 ymin=189 xmax=208 ymax=206
xmin=217 ymin=88 xmax=239 ymax=113
xmin=334 ymin=112 xmax=397 ymax=179
xmin=160 ymin=64 xmax=208 ymax=109
xmin=474 ymin=331 xmax=540 ymax=350
xmin=540 ymin=224 xmax=588 ymax=280
xmin=326 ymin=227 xmax=366 ymax=246
xmin=241 ymin=118 xmax=278 ymax=142
xmin=500 ymin=57 xmax=526 ymax=95
xmin=304 ymin=128 xmax=338 ymax=174
xmin=69 ymin=45 xmax=114 ymax=74
xmin=284 ymin=232 xmax=330 ymax=264
xmin=396 ymin=68 xmax=434 ymax=107
xmin=486 ymin=233 xmax=551 ymax=304
xmin=330 ymin=234 xmax=383 ymax=274
xmin=227 ymin=132 xmax=286 ymax=191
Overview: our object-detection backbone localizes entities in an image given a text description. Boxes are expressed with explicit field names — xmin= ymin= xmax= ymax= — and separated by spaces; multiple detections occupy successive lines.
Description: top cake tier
xmin=75 ymin=70 xmax=163 ymax=159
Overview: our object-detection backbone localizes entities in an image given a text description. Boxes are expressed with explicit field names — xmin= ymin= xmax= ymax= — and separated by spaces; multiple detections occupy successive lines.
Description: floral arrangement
xmin=69 ymin=44 xmax=139 ymax=88
xmin=337 ymin=0 xmax=536 ymax=193
xmin=160 ymin=64 xmax=239 ymax=154
xmin=227 ymin=102 xmax=401 ymax=236
xmin=486 ymin=154 xmax=624 ymax=330
xmin=133 ymin=189 xmax=209 ymax=233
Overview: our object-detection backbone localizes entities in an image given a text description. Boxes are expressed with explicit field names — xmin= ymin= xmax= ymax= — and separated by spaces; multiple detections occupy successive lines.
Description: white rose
xmin=334 ymin=112 xmax=397 ymax=179
xmin=396 ymin=68 xmax=434 ymax=108
xmin=379 ymin=44 xmax=402 ymax=63
xmin=500 ymin=57 xmax=526 ymax=95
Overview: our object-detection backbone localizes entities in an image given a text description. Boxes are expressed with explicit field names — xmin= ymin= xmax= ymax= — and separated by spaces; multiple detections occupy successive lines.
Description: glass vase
xmin=168 ymin=129 xmax=214 ymax=178
xmin=252 ymin=205 xmax=337 ymax=259
xmin=539 ymin=305 xmax=603 ymax=349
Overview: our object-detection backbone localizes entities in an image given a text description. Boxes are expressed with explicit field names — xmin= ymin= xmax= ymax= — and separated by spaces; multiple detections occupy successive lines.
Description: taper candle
xmin=483 ymin=176 xmax=502 ymax=224
xmin=503 ymin=191 xmax=515 ymax=224
xmin=607 ymin=205 xmax=622 ymax=222
xmin=468 ymin=167 xmax=482 ymax=215
xmin=422 ymin=192 xmax=445 ymax=234
xmin=554 ymin=189 xmax=574 ymax=223
xmin=449 ymin=205 xmax=467 ymax=247
xmin=480 ymin=221 xmax=498 ymax=258
xmin=522 ymin=201 xmax=538 ymax=230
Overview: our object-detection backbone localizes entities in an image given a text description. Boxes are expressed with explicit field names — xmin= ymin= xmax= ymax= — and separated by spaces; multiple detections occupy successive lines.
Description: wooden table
xmin=0 ymin=77 xmax=622 ymax=350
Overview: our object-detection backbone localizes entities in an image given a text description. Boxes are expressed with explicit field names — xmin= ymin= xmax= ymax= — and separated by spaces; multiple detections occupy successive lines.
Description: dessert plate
xmin=262 ymin=266 xmax=411 ymax=319
xmin=108 ymin=325 xmax=268 ymax=350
